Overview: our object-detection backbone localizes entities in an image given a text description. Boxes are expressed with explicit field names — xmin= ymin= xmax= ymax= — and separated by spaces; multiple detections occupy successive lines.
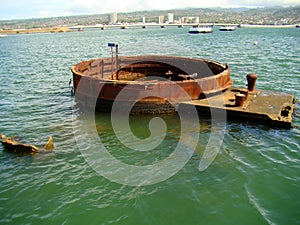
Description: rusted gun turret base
xmin=181 ymin=88 xmax=295 ymax=127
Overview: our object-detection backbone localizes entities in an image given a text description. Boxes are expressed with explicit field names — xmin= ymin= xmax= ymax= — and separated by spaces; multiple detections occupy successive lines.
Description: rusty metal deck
xmin=181 ymin=88 xmax=295 ymax=127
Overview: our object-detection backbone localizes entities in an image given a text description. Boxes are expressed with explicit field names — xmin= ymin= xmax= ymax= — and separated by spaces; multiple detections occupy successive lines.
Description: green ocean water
xmin=0 ymin=26 xmax=299 ymax=225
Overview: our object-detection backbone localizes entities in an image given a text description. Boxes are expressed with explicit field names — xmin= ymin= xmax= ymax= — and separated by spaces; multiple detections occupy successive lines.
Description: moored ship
xmin=219 ymin=25 xmax=236 ymax=31
xmin=189 ymin=25 xmax=213 ymax=34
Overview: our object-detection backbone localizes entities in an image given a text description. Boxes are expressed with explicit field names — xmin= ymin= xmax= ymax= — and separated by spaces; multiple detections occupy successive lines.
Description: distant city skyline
xmin=0 ymin=0 xmax=299 ymax=20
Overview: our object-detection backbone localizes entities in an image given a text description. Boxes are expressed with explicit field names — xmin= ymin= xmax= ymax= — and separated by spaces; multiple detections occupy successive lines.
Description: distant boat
xmin=160 ymin=25 xmax=166 ymax=28
xmin=178 ymin=25 xmax=183 ymax=28
xmin=0 ymin=34 xmax=8 ymax=38
xmin=189 ymin=25 xmax=213 ymax=34
xmin=219 ymin=26 xmax=236 ymax=31
xmin=296 ymin=24 xmax=300 ymax=28
xmin=142 ymin=25 xmax=147 ymax=29
xmin=121 ymin=26 xmax=129 ymax=29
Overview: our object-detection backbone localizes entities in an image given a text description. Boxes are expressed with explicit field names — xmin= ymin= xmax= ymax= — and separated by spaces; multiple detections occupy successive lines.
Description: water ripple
xmin=0 ymin=27 xmax=299 ymax=225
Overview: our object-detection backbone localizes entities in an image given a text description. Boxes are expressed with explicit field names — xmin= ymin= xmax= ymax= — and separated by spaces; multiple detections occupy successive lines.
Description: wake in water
xmin=245 ymin=185 xmax=275 ymax=225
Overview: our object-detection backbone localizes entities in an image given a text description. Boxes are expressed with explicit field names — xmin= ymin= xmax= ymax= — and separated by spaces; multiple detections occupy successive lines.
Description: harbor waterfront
xmin=0 ymin=26 xmax=299 ymax=224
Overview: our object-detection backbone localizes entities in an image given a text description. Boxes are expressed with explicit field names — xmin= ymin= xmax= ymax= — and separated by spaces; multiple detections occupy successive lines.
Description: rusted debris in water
xmin=0 ymin=133 xmax=54 ymax=153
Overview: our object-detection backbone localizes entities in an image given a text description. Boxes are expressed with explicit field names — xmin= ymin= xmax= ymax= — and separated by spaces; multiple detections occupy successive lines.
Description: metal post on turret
xmin=115 ymin=44 xmax=119 ymax=80
xmin=108 ymin=43 xmax=115 ymax=79
xmin=108 ymin=43 xmax=119 ymax=80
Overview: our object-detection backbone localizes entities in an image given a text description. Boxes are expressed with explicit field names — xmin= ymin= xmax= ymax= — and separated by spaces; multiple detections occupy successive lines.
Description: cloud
xmin=65 ymin=0 xmax=299 ymax=15
xmin=226 ymin=0 xmax=300 ymax=7
xmin=0 ymin=0 xmax=71 ymax=19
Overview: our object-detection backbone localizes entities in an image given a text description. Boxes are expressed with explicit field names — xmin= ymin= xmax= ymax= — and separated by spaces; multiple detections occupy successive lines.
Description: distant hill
xmin=0 ymin=6 xmax=299 ymax=29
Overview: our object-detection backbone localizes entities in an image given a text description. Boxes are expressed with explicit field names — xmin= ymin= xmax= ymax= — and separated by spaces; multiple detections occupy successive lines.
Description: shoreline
xmin=243 ymin=24 xmax=297 ymax=28
xmin=0 ymin=26 xmax=73 ymax=35
xmin=0 ymin=24 xmax=298 ymax=35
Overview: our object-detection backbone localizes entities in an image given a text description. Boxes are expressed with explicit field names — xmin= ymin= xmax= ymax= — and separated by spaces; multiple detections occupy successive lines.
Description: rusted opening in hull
xmin=116 ymin=61 xmax=188 ymax=81
xmin=72 ymin=55 xmax=228 ymax=81
xmin=71 ymin=55 xmax=232 ymax=113
xmin=114 ymin=60 xmax=227 ymax=81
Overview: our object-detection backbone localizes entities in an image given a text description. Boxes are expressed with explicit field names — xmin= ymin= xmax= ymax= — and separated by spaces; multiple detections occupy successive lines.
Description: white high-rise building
xmin=168 ymin=13 xmax=174 ymax=23
xmin=158 ymin=15 xmax=165 ymax=24
xmin=110 ymin=12 xmax=118 ymax=24
xmin=181 ymin=16 xmax=199 ymax=23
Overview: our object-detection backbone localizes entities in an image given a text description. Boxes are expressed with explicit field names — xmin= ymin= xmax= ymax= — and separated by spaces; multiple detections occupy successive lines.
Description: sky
xmin=0 ymin=0 xmax=299 ymax=20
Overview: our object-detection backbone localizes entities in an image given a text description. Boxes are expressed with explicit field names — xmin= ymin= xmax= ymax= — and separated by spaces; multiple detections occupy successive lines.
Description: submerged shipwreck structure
xmin=0 ymin=133 xmax=54 ymax=153
xmin=71 ymin=44 xmax=295 ymax=127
